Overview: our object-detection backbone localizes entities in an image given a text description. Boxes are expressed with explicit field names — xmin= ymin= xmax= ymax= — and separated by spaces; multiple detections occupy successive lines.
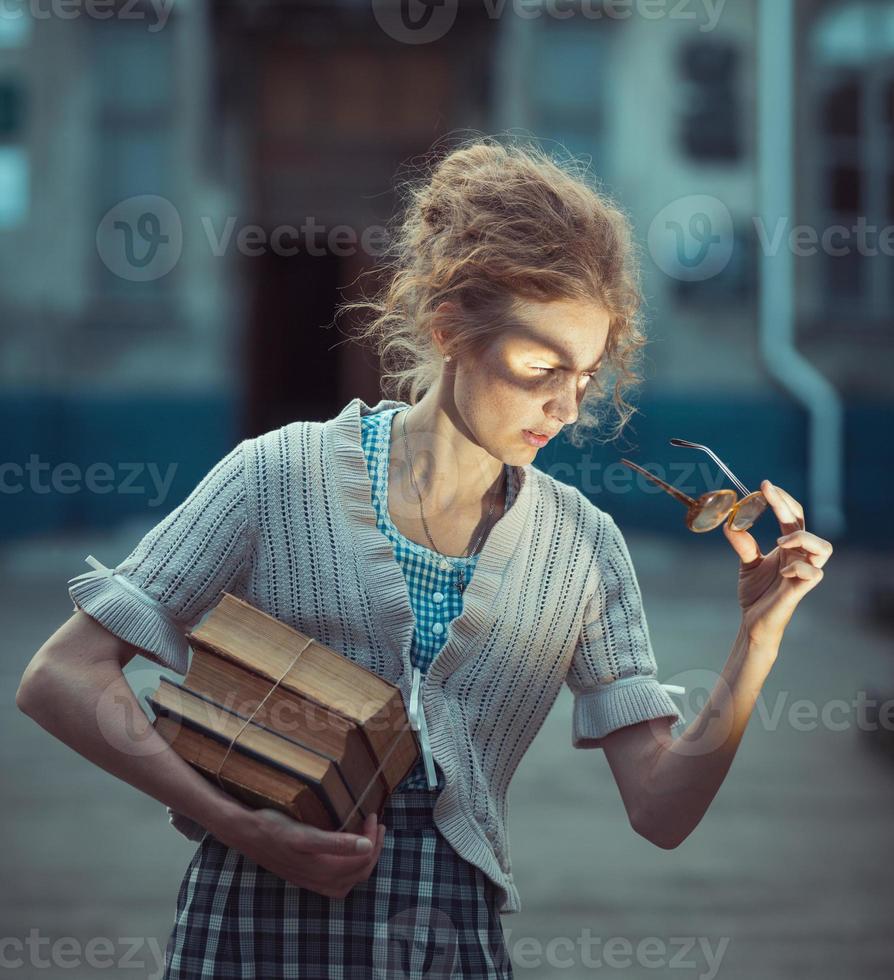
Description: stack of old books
xmin=146 ymin=593 xmax=420 ymax=834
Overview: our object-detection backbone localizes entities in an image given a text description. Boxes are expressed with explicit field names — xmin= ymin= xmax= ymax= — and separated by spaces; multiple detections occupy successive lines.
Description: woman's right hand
xmin=220 ymin=806 xmax=387 ymax=900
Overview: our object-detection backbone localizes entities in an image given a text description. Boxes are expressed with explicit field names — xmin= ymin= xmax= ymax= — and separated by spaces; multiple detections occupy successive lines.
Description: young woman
xmin=16 ymin=137 xmax=833 ymax=979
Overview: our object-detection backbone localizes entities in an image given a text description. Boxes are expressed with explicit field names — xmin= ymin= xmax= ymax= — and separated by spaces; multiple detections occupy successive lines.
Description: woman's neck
xmin=394 ymin=392 xmax=507 ymax=516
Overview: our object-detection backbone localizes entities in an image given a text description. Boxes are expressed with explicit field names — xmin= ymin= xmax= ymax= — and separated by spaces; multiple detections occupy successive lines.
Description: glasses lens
xmin=690 ymin=490 xmax=737 ymax=531
xmin=728 ymin=491 xmax=768 ymax=531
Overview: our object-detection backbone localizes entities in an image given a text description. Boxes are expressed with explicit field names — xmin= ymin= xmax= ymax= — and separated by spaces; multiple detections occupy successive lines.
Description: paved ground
xmin=3 ymin=519 xmax=893 ymax=979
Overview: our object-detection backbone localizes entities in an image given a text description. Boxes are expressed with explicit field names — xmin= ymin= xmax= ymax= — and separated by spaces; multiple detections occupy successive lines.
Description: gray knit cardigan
xmin=67 ymin=396 xmax=684 ymax=915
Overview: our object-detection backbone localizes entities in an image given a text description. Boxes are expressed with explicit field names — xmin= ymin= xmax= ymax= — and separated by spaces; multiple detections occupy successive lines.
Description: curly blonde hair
xmin=337 ymin=133 xmax=649 ymax=449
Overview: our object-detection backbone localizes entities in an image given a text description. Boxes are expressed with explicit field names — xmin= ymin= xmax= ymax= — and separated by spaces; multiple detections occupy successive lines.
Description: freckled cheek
xmin=493 ymin=371 xmax=537 ymax=402
xmin=474 ymin=380 xmax=534 ymax=436
xmin=472 ymin=359 xmax=542 ymax=422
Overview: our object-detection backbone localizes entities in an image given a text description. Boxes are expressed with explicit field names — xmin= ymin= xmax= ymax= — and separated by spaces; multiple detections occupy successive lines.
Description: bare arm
xmin=605 ymin=479 xmax=831 ymax=849
xmin=15 ymin=610 xmax=257 ymax=843
xmin=601 ymin=621 xmax=777 ymax=849
xmin=15 ymin=609 xmax=388 ymax=898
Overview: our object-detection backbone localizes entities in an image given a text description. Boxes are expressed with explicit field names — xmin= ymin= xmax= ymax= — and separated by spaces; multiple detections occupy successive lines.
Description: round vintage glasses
xmin=621 ymin=438 xmax=770 ymax=533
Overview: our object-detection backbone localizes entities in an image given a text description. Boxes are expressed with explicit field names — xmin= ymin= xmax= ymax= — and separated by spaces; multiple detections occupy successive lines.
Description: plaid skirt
xmin=161 ymin=789 xmax=514 ymax=979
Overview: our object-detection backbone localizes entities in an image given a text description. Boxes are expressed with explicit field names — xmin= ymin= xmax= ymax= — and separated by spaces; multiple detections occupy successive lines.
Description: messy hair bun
xmin=338 ymin=132 xmax=648 ymax=448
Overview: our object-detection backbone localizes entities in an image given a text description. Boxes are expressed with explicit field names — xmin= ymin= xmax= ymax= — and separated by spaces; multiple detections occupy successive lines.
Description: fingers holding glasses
xmin=722 ymin=519 xmax=763 ymax=569
xmin=779 ymin=559 xmax=825 ymax=585
xmin=760 ymin=479 xmax=806 ymax=540
xmin=776 ymin=530 xmax=834 ymax=569
xmin=760 ymin=479 xmax=821 ymax=568
xmin=760 ymin=480 xmax=805 ymax=533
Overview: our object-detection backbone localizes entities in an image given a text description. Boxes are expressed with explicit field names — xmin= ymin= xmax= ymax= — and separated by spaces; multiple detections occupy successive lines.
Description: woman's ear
xmin=431 ymin=302 xmax=459 ymax=358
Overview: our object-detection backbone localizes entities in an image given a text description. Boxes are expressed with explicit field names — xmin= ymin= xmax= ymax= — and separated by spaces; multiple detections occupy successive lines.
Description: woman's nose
xmin=546 ymin=387 xmax=580 ymax=427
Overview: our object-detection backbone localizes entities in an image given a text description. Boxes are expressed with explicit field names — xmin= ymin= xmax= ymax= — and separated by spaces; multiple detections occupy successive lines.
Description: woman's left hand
xmin=722 ymin=479 xmax=834 ymax=651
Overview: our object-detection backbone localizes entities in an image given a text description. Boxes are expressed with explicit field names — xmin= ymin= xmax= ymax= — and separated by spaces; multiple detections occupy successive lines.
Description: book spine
xmin=147 ymin=694 xmax=343 ymax=831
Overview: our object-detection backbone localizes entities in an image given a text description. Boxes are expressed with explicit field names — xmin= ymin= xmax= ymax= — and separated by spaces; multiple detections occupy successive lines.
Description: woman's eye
xmin=532 ymin=367 xmax=597 ymax=381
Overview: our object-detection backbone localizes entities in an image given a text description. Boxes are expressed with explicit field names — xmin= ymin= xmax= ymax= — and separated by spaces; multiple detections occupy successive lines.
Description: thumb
xmin=296 ymin=825 xmax=375 ymax=856
xmin=722 ymin=520 xmax=761 ymax=567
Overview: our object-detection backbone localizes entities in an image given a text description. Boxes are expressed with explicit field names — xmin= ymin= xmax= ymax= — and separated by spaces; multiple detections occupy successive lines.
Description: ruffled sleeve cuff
xmin=68 ymin=555 xmax=191 ymax=676
xmin=572 ymin=674 xmax=685 ymax=750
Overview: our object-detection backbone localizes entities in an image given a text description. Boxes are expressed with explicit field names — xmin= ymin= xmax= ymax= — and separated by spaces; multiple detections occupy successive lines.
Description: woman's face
xmin=449 ymin=297 xmax=612 ymax=465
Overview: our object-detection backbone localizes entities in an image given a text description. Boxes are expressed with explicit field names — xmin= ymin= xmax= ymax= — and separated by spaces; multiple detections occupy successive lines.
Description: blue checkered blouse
xmin=360 ymin=404 xmax=520 ymax=792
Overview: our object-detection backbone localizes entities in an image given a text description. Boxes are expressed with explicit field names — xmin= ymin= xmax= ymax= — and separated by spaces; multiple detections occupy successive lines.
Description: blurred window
xmin=0 ymin=79 xmax=26 ymax=229
xmin=524 ymin=20 xmax=610 ymax=175
xmin=90 ymin=17 xmax=177 ymax=310
xmin=808 ymin=1 xmax=894 ymax=321
xmin=0 ymin=144 xmax=26 ymax=228
xmin=677 ymin=38 xmax=744 ymax=164
xmin=0 ymin=4 xmax=29 ymax=229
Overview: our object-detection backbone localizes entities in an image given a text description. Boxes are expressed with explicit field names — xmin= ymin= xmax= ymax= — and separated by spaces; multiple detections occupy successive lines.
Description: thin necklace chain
xmin=399 ymin=408 xmax=505 ymax=594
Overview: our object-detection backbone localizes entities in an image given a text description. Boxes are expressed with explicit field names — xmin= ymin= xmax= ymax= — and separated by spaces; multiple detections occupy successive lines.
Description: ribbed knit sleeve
xmin=67 ymin=441 xmax=254 ymax=677
xmin=566 ymin=513 xmax=682 ymax=749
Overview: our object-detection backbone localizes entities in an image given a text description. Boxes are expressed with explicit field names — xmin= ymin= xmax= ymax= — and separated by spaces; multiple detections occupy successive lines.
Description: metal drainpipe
xmin=757 ymin=0 xmax=846 ymax=537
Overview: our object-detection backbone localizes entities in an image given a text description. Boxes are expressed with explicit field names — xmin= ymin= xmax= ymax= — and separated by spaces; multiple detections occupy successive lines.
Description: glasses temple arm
xmin=620 ymin=459 xmax=697 ymax=508
xmin=671 ymin=441 xmax=751 ymax=497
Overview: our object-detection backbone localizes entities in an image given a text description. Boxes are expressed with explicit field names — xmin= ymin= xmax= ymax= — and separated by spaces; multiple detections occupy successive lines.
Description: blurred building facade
xmin=1 ymin=0 xmax=891 ymax=543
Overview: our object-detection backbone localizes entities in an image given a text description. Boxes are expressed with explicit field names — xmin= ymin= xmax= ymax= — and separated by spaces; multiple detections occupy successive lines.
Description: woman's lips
xmin=523 ymin=429 xmax=550 ymax=447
